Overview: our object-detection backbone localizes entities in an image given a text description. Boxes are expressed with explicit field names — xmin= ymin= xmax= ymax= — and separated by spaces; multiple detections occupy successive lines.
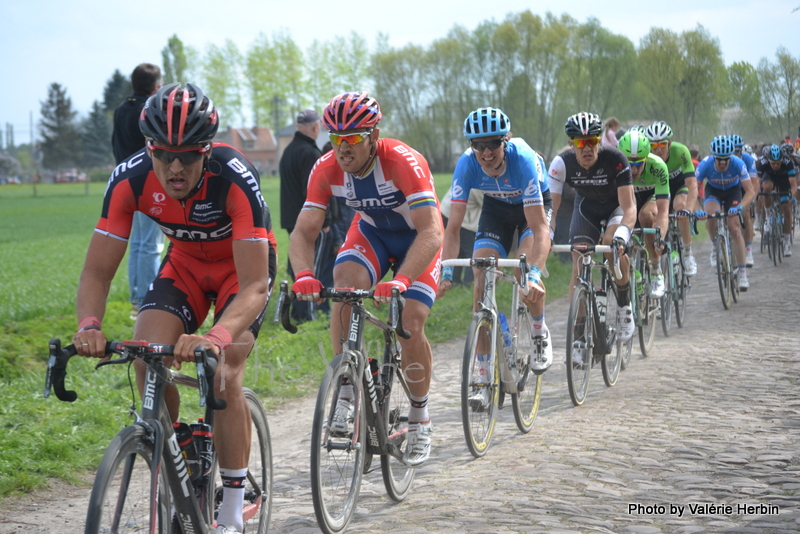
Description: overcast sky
xmin=1 ymin=0 xmax=797 ymax=143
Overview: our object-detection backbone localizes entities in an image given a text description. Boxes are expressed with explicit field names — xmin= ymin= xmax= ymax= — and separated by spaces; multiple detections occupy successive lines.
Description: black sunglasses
xmin=148 ymin=141 xmax=211 ymax=165
xmin=470 ymin=137 xmax=504 ymax=152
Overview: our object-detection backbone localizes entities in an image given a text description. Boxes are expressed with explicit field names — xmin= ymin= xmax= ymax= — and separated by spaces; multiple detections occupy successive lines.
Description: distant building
xmin=215 ymin=127 xmax=278 ymax=176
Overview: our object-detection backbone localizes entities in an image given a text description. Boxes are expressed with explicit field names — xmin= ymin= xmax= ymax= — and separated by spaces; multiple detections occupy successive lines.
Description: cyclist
xmin=695 ymin=136 xmax=755 ymax=290
xmin=289 ymin=92 xmax=443 ymax=466
xmin=71 ymin=83 xmax=278 ymax=534
xmin=549 ymin=112 xmax=637 ymax=355
xmin=757 ymin=144 xmax=797 ymax=257
xmin=780 ymin=142 xmax=800 ymax=205
xmin=437 ymin=107 xmax=551 ymax=384
xmin=644 ymin=121 xmax=699 ymax=276
xmin=617 ymin=130 xmax=671 ymax=298
xmin=730 ymin=134 xmax=759 ymax=266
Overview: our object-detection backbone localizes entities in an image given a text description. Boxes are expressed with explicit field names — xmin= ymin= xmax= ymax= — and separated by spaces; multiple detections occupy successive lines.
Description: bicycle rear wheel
xmin=600 ymin=276 xmax=622 ymax=387
xmin=659 ymin=252 xmax=673 ymax=337
xmin=674 ymin=245 xmax=688 ymax=328
xmin=771 ymin=216 xmax=780 ymax=266
xmin=566 ymin=285 xmax=592 ymax=406
xmin=84 ymin=425 xmax=171 ymax=534
xmin=637 ymin=256 xmax=657 ymax=358
xmin=380 ymin=358 xmax=416 ymax=502
xmin=510 ymin=306 xmax=542 ymax=433
xmin=461 ymin=311 xmax=499 ymax=457
xmin=716 ymin=237 xmax=732 ymax=309
xmin=310 ymin=353 xmax=366 ymax=534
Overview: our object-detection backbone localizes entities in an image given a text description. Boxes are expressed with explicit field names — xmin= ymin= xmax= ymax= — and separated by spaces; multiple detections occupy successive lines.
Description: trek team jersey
xmin=451 ymin=138 xmax=545 ymax=207
xmin=97 ymin=143 xmax=277 ymax=262
xmin=303 ymin=138 xmax=439 ymax=231
xmin=548 ymin=146 xmax=633 ymax=201
xmin=662 ymin=141 xmax=696 ymax=184
xmin=632 ymin=153 xmax=670 ymax=200
xmin=695 ymin=155 xmax=750 ymax=191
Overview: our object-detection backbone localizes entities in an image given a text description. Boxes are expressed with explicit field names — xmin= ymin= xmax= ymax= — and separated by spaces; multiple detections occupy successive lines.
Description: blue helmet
xmin=709 ymin=136 xmax=734 ymax=157
xmin=729 ymin=134 xmax=744 ymax=148
xmin=768 ymin=144 xmax=782 ymax=162
xmin=463 ymin=108 xmax=510 ymax=139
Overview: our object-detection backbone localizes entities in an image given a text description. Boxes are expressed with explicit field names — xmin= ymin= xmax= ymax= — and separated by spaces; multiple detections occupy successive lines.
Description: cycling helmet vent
xmin=645 ymin=121 xmax=673 ymax=142
xmin=139 ymin=82 xmax=219 ymax=146
xmin=323 ymin=92 xmax=382 ymax=131
xmin=564 ymin=112 xmax=602 ymax=137
xmin=463 ymin=108 xmax=511 ymax=139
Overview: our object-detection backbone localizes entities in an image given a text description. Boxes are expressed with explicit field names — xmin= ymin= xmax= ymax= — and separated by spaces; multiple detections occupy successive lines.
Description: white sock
xmin=409 ymin=394 xmax=429 ymax=423
xmin=217 ymin=467 xmax=247 ymax=531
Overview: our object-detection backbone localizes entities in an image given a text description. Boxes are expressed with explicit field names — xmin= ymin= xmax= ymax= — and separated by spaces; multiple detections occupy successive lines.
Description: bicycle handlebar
xmin=44 ymin=339 xmax=227 ymax=410
xmin=441 ymin=255 xmax=534 ymax=295
xmin=277 ymin=281 xmax=411 ymax=340
xmin=551 ymin=244 xmax=622 ymax=279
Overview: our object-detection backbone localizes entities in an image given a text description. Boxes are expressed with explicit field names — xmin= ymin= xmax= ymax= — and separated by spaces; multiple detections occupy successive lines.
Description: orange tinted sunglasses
xmin=570 ymin=137 xmax=601 ymax=149
xmin=650 ymin=141 xmax=669 ymax=148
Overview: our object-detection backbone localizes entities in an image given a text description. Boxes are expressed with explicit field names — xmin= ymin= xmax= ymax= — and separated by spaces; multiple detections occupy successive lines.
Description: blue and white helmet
xmin=463 ymin=108 xmax=511 ymax=139
xmin=709 ymin=136 xmax=734 ymax=157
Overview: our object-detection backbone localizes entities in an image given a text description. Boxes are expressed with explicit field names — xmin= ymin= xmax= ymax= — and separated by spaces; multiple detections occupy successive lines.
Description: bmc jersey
xmin=451 ymin=138 xmax=545 ymax=207
xmin=662 ymin=141 xmax=696 ymax=184
xmin=303 ymin=138 xmax=439 ymax=231
xmin=695 ymin=155 xmax=750 ymax=191
xmin=548 ymin=146 xmax=632 ymax=201
xmin=97 ymin=143 xmax=276 ymax=262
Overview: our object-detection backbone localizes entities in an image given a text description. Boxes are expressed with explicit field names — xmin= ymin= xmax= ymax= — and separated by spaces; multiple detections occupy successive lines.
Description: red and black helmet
xmin=323 ymin=92 xmax=382 ymax=132
xmin=139 ymin=82 xmax=219 ymax=146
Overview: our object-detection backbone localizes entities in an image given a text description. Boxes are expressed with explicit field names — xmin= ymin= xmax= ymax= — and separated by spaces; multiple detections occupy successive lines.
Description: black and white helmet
xmin=645 ymin=121 xmax=673 ymax=142
xmin=564 ymin=112 xmax=602 ymax=137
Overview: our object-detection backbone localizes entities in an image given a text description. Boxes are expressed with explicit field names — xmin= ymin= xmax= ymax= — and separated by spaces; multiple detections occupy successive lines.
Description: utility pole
xmin=272 ymin=95 xmax=285 ymax=175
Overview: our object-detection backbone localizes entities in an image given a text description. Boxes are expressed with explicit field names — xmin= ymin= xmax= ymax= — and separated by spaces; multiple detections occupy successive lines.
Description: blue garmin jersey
xmin=739 ymin=152 xmax=757 ymax=177
xmin=695 ymin=155 xmax=750 ymax=191
xmin=451 ymin=138 xmax=545 ymax=208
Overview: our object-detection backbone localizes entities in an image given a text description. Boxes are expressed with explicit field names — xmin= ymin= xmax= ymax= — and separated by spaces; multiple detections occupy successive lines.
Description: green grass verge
xmin=0 ymin=176 xmax=575 ymax=499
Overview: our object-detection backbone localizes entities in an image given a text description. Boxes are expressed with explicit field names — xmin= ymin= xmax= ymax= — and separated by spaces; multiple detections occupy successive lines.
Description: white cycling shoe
xmin=530 ymin=328 xmax=553 ymax=373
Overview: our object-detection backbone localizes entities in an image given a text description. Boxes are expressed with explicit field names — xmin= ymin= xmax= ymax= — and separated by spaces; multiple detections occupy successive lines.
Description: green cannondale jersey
xmin=632 ymin=153 xmax=670 ymax=199
xmin=663 ymin=141 xmax=696 ymax=183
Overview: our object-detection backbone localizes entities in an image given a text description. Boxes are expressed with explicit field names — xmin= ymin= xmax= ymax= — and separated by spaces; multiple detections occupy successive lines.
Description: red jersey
xmin=97 ymin=143 xmax=276 ymax=263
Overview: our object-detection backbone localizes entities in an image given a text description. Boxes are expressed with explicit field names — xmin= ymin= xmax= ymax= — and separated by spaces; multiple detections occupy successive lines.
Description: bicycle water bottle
xmin=671 ymin=249 xmax=679 ymax=266
xmin=173 ymin=422 xmax=201 ymax=484
xmin=498 ymin=313 xmax=512 ymax=348
xmin=634 ymin=269 xmax=643 ymax=295
xmin=596 ymin=289 xmax=607 ymax=325
xmin=191 ymin=419 xmax=213 ymax=486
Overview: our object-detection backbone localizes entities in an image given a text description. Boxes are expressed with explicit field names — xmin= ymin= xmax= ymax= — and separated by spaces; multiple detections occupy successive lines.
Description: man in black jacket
xmin=111 ymin=63 xmax=163 ymax=320
xmin=279 ymin=109 xmax=325 ymax=322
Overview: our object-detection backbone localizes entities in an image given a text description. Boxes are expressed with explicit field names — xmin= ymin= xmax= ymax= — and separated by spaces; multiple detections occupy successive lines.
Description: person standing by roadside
xmin=602 ymin=117 xmax=620 ymax=148
xmin=279 ymin=109 xmax=324 ymax=323
xmin=112 ymin=63 xmax=163 ymax=320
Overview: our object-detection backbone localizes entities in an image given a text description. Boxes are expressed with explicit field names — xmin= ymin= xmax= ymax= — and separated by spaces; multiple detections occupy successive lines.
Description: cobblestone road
xmin=3 ymin=238 xmax=799 ymax=534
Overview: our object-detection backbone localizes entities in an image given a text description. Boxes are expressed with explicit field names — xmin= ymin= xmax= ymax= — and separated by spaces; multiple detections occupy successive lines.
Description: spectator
xmin=602 ymin=117 xmax=620 ymax=147
xmin=111 ymin=63 xmax=163 ymax=320
xmin=279 ymin=109 xmax=323 ymax=322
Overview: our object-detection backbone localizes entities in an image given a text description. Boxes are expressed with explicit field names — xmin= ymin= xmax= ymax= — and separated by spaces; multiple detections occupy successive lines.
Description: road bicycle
xmin=45 ymin=339 xmax=272 ymax=534
xmin=441 ymin=255 xmax=543 ymax=458
xmin=277 ymin=282 xmax=415 ymax=534
xmin=659 ymin=213 xmax=697 ymax=335
xmin=628 ymin=228 xmax=660 ymax=358
xmin=759 ymin=192 xmax=785 ymax=266
xmin=551 ymin=244 xmax=626 ymax=406
xmin=708 ymin=211 xmax=742 ymax=309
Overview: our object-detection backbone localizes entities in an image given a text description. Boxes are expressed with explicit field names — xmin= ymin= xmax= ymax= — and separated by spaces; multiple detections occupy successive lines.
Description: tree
xmin=103 ymin=69 xmax=131 ymax=113
xmin=728 ymin=61 xmax=768 ymax=143
xmin=245 ymin=31 xmax=305 ymax=128
xmin=81 ymin=101 xmax=113 ymax=168
xmin=202 ymin=40 xmax=245 ymax=128
xmin=162 ymin=34 xmax=189 ymax=84
xmin=757 ymin=47 xmax=800 ymax=141
xmin=39 ymin=83 xmax=81 ymax=170
xmin=0 ymin=154 xmax=22 ymax=178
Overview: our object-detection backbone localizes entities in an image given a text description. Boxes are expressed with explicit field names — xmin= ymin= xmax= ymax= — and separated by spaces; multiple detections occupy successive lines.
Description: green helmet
xmin=618 ymin=130 xmax=651 ymax=160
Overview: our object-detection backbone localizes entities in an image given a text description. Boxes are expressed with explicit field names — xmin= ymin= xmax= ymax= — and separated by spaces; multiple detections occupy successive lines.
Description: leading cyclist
xmin=71 ymin=83 xmax=278 ymax=534
xmin=289 ymin=92 xmax=443 ymax=466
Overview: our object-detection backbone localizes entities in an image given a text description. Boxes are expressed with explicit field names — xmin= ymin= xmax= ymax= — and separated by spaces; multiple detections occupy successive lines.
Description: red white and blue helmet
xmin=323 ymin=92 xmax=382 ymax=132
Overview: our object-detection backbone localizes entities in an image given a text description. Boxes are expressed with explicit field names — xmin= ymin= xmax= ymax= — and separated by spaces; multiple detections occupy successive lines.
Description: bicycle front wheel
xmin=637 ymin=260 xmax=657 ymax=358
xmin=510 ymin=306 xmax=542 ymax=433
xmin=566 ymin=285 xmax=592 ymax=406
xmin=242 ymin=388 xmax=273 ymax=533
xmin=659 ymin=252 xmax=673 ymax=337
xmin=84 ymin=425 xmax=171 ymax=534
xmin=310 ymin=353 xmax=366 ymax=534
xmin=716 ymin=237 xmax=732 ymax=310
xmin=461 ymin=311 xmax=499 ymax=457
xmin=380 ymin=358 xmax=416 ymax=502
xmin=674 ymin=246 xmax=688 ymax=328
xmin=601 ymin=278 xmax=622 ymax=387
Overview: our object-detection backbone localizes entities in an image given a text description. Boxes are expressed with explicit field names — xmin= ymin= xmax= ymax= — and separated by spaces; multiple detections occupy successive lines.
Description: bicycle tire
xmin=637 ymin=254 xmax=657 ymax=358
xmin=510 ymin=305 xmax=542 ymax=433
xmin=771 ymin=215 xmax=780 ymax=266
xmin=659 ymin=252 xmax=673 ymax=337
xmin=461 ymin=311 xmax=499 ymax=457
xmin=566 ymin=284 xmax=592 ymax=406
xmin=84 ymin=425 xmax=172 ymax=534
xmin=310 ymin=353 xmax=365 ymax=534
xmin=674 ymin=247 xmax=688 ymax=328
xmin=716 ymin=236 xmax=732 ymax=310
xmin=241 ymin=388 xmax=273 ymax=533
xmin=600 ymin=275 xmax=622 ymax=387
xmin=777 ymin=214 xmax=784 ymax=264
xmin=380 ymin=356 xmax=416 ymax=501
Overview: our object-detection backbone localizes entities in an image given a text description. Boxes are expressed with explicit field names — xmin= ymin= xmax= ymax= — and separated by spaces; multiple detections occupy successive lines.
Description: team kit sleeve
xmin=612 ymin=151 xmax=633 ymax=187
xmin=302 ymin=156 xmax=335 ymax=213
xmin=650 ymin=157 xmax=671 ymax=200
xmin=95 ymin=175 xmax=138 ymax=241
xmin=450 ymin=151 xmax=474 ymax=204
xmin=547 ymin=155 xmax=567 ymax=195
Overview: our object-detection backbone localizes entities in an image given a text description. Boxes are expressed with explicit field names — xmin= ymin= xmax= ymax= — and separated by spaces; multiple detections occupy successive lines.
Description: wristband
xmin=296 ymin=270 xmax=314 ymax=280
xmin=612 ymin=225 xmax=631 ymax=244
xmin=527 ymin=265 xmax=542 ymax=285
xmin=78 ymin=315 xmax=102 ymax=332
xmin=393 ymin=274 xmax=412 ymax=289
xmin=205 ymin=324 xmax=233 ymax=351
xmin=441 ymin=266 xmax=454 ymax=282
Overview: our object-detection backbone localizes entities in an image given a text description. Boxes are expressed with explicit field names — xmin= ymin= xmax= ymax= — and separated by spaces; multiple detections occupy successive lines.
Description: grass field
xmin=0 ymin=176 xmax=574 ymax=498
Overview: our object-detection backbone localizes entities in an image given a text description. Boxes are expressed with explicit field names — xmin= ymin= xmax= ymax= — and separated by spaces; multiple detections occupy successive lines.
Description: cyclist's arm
xmin=288 ymin=207 xmax=327 ymax=276
xmin=523 ymin=204 xmax=550 ymax=270
xmin=655 ymin=198 xmax=670 ymax=234
xmin=442 ymin=201 xmax=466 ymax=261
xmin=740 ymin=177 xmax=756 ymax=210
xmin=398 ymin=205 xmax=443 ymax=282
xmin=617 ymin=184 xmax=637 ymax=233
xmin=74 ymin=232 xmax=128 ymax=357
